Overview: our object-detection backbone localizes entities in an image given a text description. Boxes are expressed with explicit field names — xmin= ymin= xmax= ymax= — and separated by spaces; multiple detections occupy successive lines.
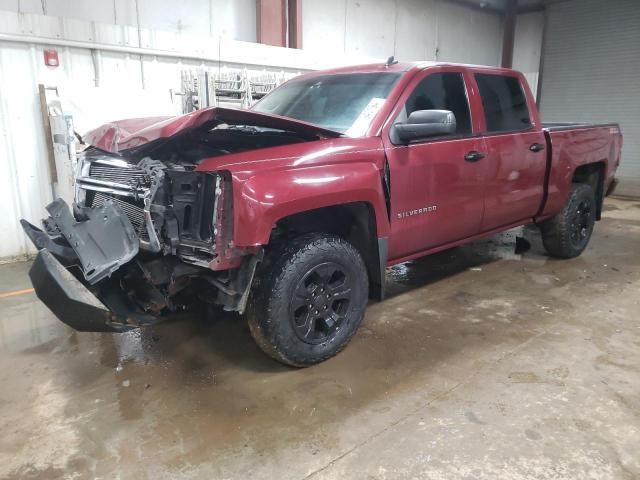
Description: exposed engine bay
xmin=21 ymin=116 xmax=331 ymax=331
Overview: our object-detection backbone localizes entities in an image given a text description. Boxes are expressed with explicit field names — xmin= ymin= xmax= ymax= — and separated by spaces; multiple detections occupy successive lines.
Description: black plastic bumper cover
xmin=29 ymin=249 xmax=135 ymax=332
xmin=20 ymin=219 xmax=77 ymax=266
xmin=46 ymin=198 xmax=139 ymax=284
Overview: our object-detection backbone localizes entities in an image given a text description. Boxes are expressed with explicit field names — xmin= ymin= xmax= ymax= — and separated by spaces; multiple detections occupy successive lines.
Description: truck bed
xmin=538 ymin=122 xmax=622 ymax=220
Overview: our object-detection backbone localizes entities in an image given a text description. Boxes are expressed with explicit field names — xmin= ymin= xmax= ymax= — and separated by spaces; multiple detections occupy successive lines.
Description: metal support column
xmin=501 ymin=0 xmax=518 ymax=68
xmin=256 ymin=0 xmax=287 ymax=47
xmin=287 ymin=0 xmax=303 ymax=49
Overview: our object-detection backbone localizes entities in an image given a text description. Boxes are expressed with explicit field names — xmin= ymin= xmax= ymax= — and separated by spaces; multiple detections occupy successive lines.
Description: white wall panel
xmin=303 ymin=0 xmax=503 ymax=66
xmin=0 ymin=43 xmax=53 ymax=260
xmin=136 ymin=0 xmax=211 ymax=36
xmin=344 ymin=0 xmax=397 ymax=58
xmin=435 ymin=1 xmax=502 ymax=65
xmin=0 ymin=0 xmax=40 ymax=14
xmin=0 ymin=0 xmax=257 ymax=41
xmin=302 ymin=0 xmax=347 ymax=54
xmin=513 ymin=11 xmax=543 ymax=96
xmin=45 ymin=0 xmax=116 ymax=24
xmin=394 ymin=0 xmax=438 ymax=62
xmin=211 ymin=0 xmax=255 ymax=41
xmin=0 ymin=0 xmax=16 ymax=11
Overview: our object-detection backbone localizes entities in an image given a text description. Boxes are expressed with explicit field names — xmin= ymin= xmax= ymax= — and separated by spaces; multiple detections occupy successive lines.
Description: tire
xmin=540 ymin=183 xmax=596 ymax=259
xmin=247 ymin=233 xmax=369 ymax=367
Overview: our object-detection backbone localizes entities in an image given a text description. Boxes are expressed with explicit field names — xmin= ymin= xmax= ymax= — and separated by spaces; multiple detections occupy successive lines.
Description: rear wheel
xmin=540 ymin=183 xmax=596 ymax=259
xmin=247 ymin=233 xmax=368 ymax=367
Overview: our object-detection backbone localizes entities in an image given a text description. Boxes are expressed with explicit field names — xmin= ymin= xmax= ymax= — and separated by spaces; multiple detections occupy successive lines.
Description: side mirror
xmin=392 ymin=110 xmax=457 ymax=143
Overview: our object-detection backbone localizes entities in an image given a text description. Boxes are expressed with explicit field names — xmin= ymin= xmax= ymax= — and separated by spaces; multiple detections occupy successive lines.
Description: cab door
xmin=382 ymin=68 xmax=487 ymax=261
xmin=472 ymin=72 xmax=547 ymax=230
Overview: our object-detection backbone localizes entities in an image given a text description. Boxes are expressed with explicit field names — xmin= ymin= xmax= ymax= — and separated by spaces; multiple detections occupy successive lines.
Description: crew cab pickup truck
xmin=22 ymin=61 xmax=622 ymax=366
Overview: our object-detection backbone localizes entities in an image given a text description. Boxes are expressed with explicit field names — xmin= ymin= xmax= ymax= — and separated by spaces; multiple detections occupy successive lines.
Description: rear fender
xmin=540 ymin=127 xmax=616 ymax=219
xmin=232 ymin=162 xmax=390 ymax=247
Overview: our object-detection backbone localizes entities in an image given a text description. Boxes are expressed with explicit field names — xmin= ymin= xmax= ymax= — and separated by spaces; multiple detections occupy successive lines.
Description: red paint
xmin=257 ymin=0 xmax=287 ymax=47
xmin=83 ymin=108 xmax=340 ymax=153
xmin=539 ymin=126 xmax=622 ymax=218
xmin=380 ymin=66 xmax=487 ymax=259
xmin=474 ymin=70 xmax=548 ymax=231
xmin=197 ymin=137 xmax=389 ymax=247
xmin=85 ymin=62 xmax=622 ymax=268
xmin=43 ymin=49 xmax=59 ymax=67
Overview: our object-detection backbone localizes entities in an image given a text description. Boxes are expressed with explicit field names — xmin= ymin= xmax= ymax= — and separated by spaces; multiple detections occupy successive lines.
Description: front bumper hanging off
xmin=22 ymin=198 xmax=155 ymax=332
xmin=29 ymin=249 xmax=134 ymax=332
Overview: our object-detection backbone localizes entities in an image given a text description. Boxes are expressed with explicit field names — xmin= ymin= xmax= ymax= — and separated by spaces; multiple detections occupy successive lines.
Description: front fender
xmin=232 ymin=162 xmax=389 ymax=246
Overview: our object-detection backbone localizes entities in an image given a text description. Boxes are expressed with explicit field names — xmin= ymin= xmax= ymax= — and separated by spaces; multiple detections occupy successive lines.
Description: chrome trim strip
xmin=77 ymin=176 xmax=147 ymax=195
xmin=92 ymin=157 xmax=137 ymax=169
xmin=142 ymin=189 xmax=161 ymax=252
xmin=77 ymin=183 xmax=140 ymax=198
xmin=211 ymin=176 xmax=222 ymax=236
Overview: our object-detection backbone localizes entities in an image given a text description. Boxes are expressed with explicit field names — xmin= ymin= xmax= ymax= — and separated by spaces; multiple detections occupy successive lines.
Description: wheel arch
xmin=269 ymin=202 xmax=387 ymax=301
xmin=572 ymin=161 xmax=605 ymax=220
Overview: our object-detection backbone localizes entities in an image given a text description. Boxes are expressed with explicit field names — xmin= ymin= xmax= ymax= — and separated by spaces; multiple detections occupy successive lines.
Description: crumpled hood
xmin=83 ymin=107 xmax=342 ymax=154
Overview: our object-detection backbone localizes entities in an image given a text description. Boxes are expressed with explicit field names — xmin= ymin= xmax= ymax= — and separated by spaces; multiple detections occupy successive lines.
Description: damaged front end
xmin=22 ymin=146 xmax=259 ymax=332
xmin=23 ymin=107 xmax=339 ymax=332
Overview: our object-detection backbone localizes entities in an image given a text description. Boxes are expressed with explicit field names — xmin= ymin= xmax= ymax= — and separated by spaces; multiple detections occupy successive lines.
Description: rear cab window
xmin=474 ymin=74 xmax=531 ymax=133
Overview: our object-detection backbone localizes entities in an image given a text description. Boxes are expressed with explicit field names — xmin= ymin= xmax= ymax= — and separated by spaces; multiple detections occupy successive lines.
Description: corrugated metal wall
xmin=539 ymin=0 xmax=640 ymax=197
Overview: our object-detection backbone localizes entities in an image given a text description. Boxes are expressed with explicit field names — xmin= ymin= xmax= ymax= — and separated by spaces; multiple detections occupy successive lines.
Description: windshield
xmin=253 ymin=72 xmax=401 ymax=136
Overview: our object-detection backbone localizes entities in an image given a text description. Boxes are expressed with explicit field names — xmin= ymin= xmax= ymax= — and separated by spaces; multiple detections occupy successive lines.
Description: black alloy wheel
xmin=570 ymin=199 xmax=593 ymax=250
xmin=290 ymin=262 xmax=353 ymax=344
xmin=541 ymin=182 xmax=596 ymax=259
xmin=247 ymin=233 xmax=369 ymax=367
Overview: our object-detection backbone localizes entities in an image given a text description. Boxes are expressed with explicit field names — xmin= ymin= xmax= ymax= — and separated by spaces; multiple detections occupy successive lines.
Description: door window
xmin=474 ymin=74 xmax=531 ymax=132
xmin=397 ymin=72 xmax=472 ymax=135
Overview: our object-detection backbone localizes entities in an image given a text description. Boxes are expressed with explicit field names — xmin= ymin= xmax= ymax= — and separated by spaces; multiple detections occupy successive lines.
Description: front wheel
xmin=540 ymin=183 xmax=596 ymax=259
xmin=247 ymin=233 xmax=369 ymax=367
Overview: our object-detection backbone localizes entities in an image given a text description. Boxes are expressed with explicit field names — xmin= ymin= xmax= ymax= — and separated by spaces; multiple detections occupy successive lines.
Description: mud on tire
xmin=540 ymin=183 xmax=596 ymax=259
xmin=247 ymin=233 xmax=369 ymax=367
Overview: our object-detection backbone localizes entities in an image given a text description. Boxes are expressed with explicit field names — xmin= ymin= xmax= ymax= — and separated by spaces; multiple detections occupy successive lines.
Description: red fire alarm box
xmin=44 ymin=49 xmax=59 ymax=67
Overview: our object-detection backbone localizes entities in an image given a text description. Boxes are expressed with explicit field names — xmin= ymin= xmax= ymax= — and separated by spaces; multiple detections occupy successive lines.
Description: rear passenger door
xmin=474 ymin=73 xmax=547 ymax=231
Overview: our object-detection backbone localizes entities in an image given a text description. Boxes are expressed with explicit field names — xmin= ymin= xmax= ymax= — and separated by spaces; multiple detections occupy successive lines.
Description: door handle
xmin=464 ymin=151 xmax=486 ymax=162
xmin=529 ymin=142 xmax=545 ymax=152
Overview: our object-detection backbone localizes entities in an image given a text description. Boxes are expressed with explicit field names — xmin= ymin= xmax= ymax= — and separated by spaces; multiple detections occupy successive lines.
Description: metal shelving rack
xmin=176 ymin=67 xmax=299 ymax=113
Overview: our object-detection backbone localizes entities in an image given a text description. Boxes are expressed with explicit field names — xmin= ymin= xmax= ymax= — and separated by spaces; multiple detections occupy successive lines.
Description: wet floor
xmin=1 ymin=198 xmax=639 ymax=479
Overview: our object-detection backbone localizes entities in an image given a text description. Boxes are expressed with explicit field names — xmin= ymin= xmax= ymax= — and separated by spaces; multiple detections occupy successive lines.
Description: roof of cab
xmin=298 ymin=61 xmax=517 ymax=78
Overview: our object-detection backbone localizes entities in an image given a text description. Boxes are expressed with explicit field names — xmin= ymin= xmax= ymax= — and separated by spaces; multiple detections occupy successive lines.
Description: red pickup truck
xmin=22 ymin=61 xmax=622 ymax=366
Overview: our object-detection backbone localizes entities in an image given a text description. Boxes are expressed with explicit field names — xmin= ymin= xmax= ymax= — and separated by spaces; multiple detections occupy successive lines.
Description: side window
xmin=399 ymin=72 xmax=472 ymax=135
xmin=475 ymin=74 xmax=531 ymax=132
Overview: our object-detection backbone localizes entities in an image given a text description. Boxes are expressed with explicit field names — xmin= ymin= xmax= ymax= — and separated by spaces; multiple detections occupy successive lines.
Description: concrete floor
xmin=0 ymin=198 xmax=639 ymax=480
